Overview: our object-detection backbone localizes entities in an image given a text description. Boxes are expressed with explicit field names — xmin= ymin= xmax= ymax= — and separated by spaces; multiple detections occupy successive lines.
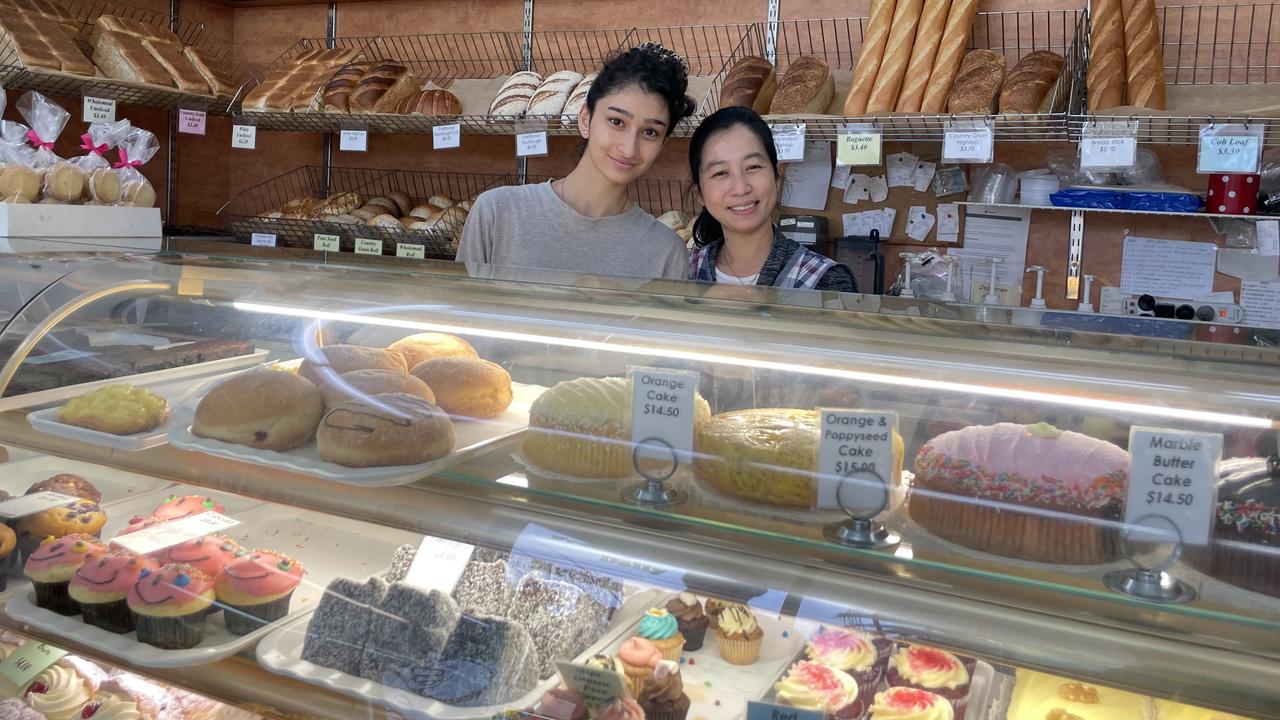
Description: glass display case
xmin=0 ymin=252 xmax=1275 ymax=720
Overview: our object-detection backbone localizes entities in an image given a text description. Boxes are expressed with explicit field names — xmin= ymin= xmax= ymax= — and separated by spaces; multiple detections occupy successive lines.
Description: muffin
xmin=638 ymin=659 xmax=691 ymax=720
xmin=57 ymin=384 xmax=170 ymax=435
xmin=617 ymin=637 xmax=662 ymax=698
xmin=16 ymin=500 xmax=106 ymax=558
xmin=410 ymin=357 xmax=513 ymax=419
xmin=128 ymin=564 xmax=216 ymax=649
xmin=704 ymin=598 xmax=741 ymax=631
xmin=24 ymin=534 xmax=108 ymax=615
xmin=26 ymin=474 xmax=101 ymax=503
xmin=774 ymin=660 xmax=864 ymax=718
xmin=214 ymin=549 xmax=305 ymax=635
xmin=160 ymin=534 xmax=241 ymax=583
xmin=596 ymin=698 xmax=646 ymax=720
xmin=887 ymin=644 xmax=970 ymax=709
xmin=715 ymin=604 xmax=763 ymax=665
xmin=665 ymin=593 xmax=709 ymax=651
xmin=635 ymin=607 xmax=684 ymax=661
xmin=387 ymin=332 xmax=478 ymax=369
xmin=870 ymin=686 xmax=955 ymax=720
xmin=911 ymin=422 xmax=1127 ymax=564
xmin=807 ymin=626 xmax=889 ymax=687
xmin=0 ymin=524 xmax=16 ymax=592
xmin=69 ymin=551 xmax=158 ymax=633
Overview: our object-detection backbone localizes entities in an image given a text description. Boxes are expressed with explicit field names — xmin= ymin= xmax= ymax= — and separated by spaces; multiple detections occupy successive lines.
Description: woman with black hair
xmin=688 ymin=106 xmax=856 ymax=291
xmin=459 ymin=43 xmax=696 ymax=279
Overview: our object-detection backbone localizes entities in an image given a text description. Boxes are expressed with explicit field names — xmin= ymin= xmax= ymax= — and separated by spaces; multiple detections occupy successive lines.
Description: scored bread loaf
xmin=843 ymin=0 xmax=897 ymax=116
xmin=94 ymin=30 xmax=175 ymax=86
xmin=351 ymin=62 xmax=418 ymax=113
xmin=768 ymin=56 xmax=833 ymax=115
xmin=946 ymin=49 xmax=1005 ymax=114
xmin=183 ymin=46 xmax=237 ymax=96
xmin=998 ymin=50 xmax=1064 ymax=114
xmin=895 ymin=0 xmax=951 ymax=112
xmin=323 ymin=63 xmax=368 ymax=112
xmin=1088 ymin=0 xmax=1126 ymax=111
xmin=527 ymin=70 xmax=582 ymax=115
xmin=395 ymin=88 xmax=463 ymax=115
xmin=718 ymin=56 xmax=777 ymax=114
xmin=560 ymin=71 xmax=596 ymax=126
xmin=489 ymin=71 xmax=542 ymax=116
xmin=920 ymin=0 xmax=979 ymax=113
xmin=142 ymin=39 xmax=210 ymax=93
xmin=1120 ymin=0 xmax=1164 ymax=110
xmin=866 ymin=0 xmax=923 ymax=113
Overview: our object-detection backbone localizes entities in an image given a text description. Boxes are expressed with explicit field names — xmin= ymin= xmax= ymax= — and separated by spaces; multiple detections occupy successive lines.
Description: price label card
xmin=82 ymin=96 xmax=116 ymax=123
xmin=404 ymin=535 xmax=474 ymax=593
xmin=433 ymin=124 xmax=461 ymax=150
xmin=815 ymin=409 xmax=898 ymax=511
xmin=112 ymin=512 xmax=241 ymax=556
xmin=628 ymin=367 xmax=699 ymax=463
xmin=354 ymin=238 xmax=383 ymax=255
xmin=1125 ymin=427 xmax=1222 ymax=546
xmin=396 ymin=242 xmax=425 ymax=259
xmin=178 ymin=109 xmax=206 ymax=135
xmin=557 ymin=661 xmax=627 ymax=706
xmin=250 ymin=232 xmax=276 ymax=247
xmin=231 ymin=124 xmax=256 ymax=150
xmin=516 ymin=131 xmax=549 ymax=157
xmin=340 ymin=129 xmax=368 ymax=152
xmin=1198 ymin=125 xmax=1263 ymax=174
xmin=313 ymin=233 xmax=340 ymax=252
xmin=746 ymin=701 xmax=825 ymax=720
xmin=0 ymin=492 xmax=79 ymax=519
xmin=943 ymin=128 xmax=994 ymax=164
xmin=836 ymin=130 xmax=882 ymax=167
xmin=1080 ymin=136 xmax=1137 ymax=169
xmin=772 ymin=124 xmax=806 ymax=161
xmin=0 ymin=642 xmax=67 ymax=689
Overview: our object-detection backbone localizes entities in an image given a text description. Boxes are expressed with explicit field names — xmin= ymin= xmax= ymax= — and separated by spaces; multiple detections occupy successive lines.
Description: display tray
xmin=27 ymin=401 xmax=174 ymax=452
xmin=5 ymin=484 xmax=419 ymax=668
xmin=169 ymin=382 xmax=545 ymax=486
xmin=0 ymin=456 xmax=173 ymax=506
xmin=256 ymin=588 xmax=664 ymax=720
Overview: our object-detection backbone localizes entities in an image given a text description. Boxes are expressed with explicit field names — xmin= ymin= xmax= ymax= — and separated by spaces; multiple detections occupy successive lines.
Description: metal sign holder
xmin=623 ymin=437 xmax=684 ymax=508
xmin=1103 ymin=514 xmax=1197 ymax=604
xmin=823 ymin=469 xmax=899 ymax=549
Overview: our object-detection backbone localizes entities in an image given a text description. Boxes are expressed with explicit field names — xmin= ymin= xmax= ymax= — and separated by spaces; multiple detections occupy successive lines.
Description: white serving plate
xmin=257 ymin=589 xmax=663 ymax=720
xmin=5 ymin=483 xmax=419 ymax=668
xmin=27 ymin=401 xmax=173 ymax=452
xmin=169 ymin=383 xmax=545 ymax=487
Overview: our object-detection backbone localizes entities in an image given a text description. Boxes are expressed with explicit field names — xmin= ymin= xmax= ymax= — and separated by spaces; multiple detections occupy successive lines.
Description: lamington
xmin=507 ymin=572 xmax=608 ymax=678
xmin=301 ymin=576 xmax=388 ymax=675
xmin=452 ymin=558 xmax=513 ymax=616
xmin=428 ymin=613 xmax=541 ymax=705
xmin=360 ymin=582 xmax=461 ymax=693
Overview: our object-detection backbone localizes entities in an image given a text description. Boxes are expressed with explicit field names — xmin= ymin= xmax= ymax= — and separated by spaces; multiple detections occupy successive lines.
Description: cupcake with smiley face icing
xmin=214 ymin=549 xmax=305 ymax=635
xmin=24 ymin=534 xmax=108 ymax=615
xmin=127 ymin=563 xmax=216 ymax=649
xmin=69 ymin=551 xmax=158 ymax=633
xmin=159 ymin=533 xmax=241 ymax=584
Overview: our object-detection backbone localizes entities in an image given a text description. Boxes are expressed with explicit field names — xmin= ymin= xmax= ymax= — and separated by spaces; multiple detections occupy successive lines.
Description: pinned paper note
xmin=906 ymin=206 xmax=935 ymax=242
xmin=843 ymin=174 xmax=870 ymax=204
xmin=1240 ymin=280 xmax=1280 ymax=328
xmin=1257 ymin=220 xmax=1280 ymax=256
xmin=1120 ymin=237 xmax=1217 ymax=298
xmin=876 ymin=208 xmax=896 ymax=237
xmin=937 ymin=204 xmax=960 ymax=243
xmin=913 ymin=161 xmax=937 ymax=192
xmin=781 ymin=141 xmax=833 ymax=211
xmin=868 ymin=176 xmax=888 ymax=203
xmin=886 ymin=152 xmax=917 ymax=187
xmin=831 ymin=165 xmax=852 ymax=190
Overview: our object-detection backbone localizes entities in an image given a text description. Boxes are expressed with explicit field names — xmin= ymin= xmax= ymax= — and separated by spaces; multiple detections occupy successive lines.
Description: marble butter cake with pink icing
xmin=910 ymin=422 xmax=1127 ymax=564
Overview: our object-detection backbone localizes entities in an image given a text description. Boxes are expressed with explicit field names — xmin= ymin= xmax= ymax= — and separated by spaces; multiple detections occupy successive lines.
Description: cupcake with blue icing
xmin=634 ymin=607 xmax=684 ymax=661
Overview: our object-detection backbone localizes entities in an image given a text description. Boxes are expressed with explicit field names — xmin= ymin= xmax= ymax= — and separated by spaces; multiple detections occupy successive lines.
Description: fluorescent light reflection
xmin=233 ymin=301 xmax=1275 ymax=430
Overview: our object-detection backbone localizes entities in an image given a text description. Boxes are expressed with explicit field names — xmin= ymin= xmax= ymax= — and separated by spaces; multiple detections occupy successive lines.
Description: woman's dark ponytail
xmin=688 ymin=106 xmax=780 ymax=248
xmin=691 ymin=208 xmax=724 ymax=248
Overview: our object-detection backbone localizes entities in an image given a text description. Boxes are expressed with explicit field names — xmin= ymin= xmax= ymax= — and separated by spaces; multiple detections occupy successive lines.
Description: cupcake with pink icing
xmin=149 ymin=495 xmax=225 ymax=522
xmin=23 ymin=534 xmax=108 ymax=616
xmin=886 ymin=644 xmax=970 ymax=714
xmin=807 ymin=626 xmax=889 ymax=686
xmin=69 ymin=551 xmax=159 ymax=634
xmin=213 ymin=549 xmax=305 ymax=635
xmin=127 ymin=563 xmax=216 ymax=649
xmin=160 ymin=534 xmax=241 ymax=584
xmin=773 ymin=660 xmax=864 ymax=719
xmin=616 ymin=636 xmax=662 ymax=699
xmin=870 ymin=686 xmax=955 ymax=720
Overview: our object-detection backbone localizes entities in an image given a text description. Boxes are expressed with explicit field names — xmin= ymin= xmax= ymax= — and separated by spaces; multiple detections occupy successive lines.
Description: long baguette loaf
xmin=1087 ymin=0 xmax=1126 ymax=111
xmin=920 ymin=0 xmax=978 ymax=113
xmin=895 ymin=0 xmax=952 ymax=112
xmin=866 ymin=0 xmax=924 ymax=113
xmin=842 ymin=0 xmax=897 ymax=116
xmin=1120 ymin=0 xmax=1164 ymax=110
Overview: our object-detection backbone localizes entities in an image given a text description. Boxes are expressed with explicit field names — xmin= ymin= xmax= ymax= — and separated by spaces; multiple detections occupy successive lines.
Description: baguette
xmin=1120 ymin=0 xmax=1164 ymax=110
xmin=895 ymin=0 xmax=951 ymax=112
xmin=1087 ymin=0 xmax=1126 ymax=111
xmin=843 ymin=0 xmax=897 ymax=116
xmin=866 ymin=0 xmax=924 ymax=113
xmin=920 ymin=0 xmax=979 ymax=113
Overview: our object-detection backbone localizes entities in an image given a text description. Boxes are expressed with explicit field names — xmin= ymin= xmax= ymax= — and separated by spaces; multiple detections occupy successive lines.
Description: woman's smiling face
xmin=580 ymin=85 xmax=671 ymax=186
xmin=696 ymin=124 xmax=779 ymax=238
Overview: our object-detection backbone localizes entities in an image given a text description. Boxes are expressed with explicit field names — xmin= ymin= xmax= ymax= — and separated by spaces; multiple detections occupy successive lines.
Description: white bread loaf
xmin=527 ymin=70 xmax=582 ymax=115
xmin=561 ymin=72 xmax=596 ymax=126
xmin=489 ymin=71 xmax=542 ymax=116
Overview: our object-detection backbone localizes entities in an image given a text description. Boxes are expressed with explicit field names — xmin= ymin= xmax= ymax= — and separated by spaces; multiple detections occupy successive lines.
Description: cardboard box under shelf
xmin=0 ymin=204 xmax=163 ymax=253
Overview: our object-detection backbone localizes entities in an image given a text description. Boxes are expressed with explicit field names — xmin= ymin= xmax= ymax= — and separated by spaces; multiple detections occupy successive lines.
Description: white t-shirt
xmin=716 ymin=271 xmax=758 ymax=286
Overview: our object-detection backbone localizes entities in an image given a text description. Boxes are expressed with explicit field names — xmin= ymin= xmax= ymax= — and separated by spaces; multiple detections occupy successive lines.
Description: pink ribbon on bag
xmin=80 ymin=134 xmax=108 ymax=155
xmin=113 ymin=148 xmax=141 ymax=169
xmin=25 ymin=129 xmax=53 ymax=151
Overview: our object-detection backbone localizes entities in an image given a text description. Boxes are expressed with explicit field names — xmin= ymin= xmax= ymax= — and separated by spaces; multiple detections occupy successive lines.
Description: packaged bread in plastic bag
xmin=114 ymin=126 xmax=159 ymax=207
xmin=75 ymin=119 xmax=132 ymax=205
xmin=0 ymin=120 xmax=44 ymax=204
xmin=16 ymin=91 xmax=82 ymax=203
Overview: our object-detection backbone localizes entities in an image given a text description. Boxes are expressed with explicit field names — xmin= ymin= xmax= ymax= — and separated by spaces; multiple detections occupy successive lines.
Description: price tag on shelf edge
xmin=354 ymin=237 xmax=382 ymax=255
xmin=404 ymin=535 xmax=474 ymax=594
xmin=1197 ymin=124 xmax=1264 ymax=174
xmin=772 ymin=124 xmax=806 ymax=162
xmin=433 ymin=123 xmax=461 ymax=150
xmin=0 ymin=492 xmax=78 ymax=519
xmin=250 ymin=232 xmax=276 ymax=247
xmin=942 ymin=125 xmax=994 ymax=164
xmin=628 ymin=366 xmax=699 ymax=464
xmin=82 ymin=96 xmax=116 ymax=124
xmin=0 ymin=642 xmax=67 ymax=690
xmin=815 ymin=409 xmax=899 ymax=512
xmin=112 ymin=512 xmax=241 ymax=556
xmin=516 ymin=130 xmax=549 ymax=157
xmin=746 ymin=701 xmax=824 ymax=720
xmin=1124 ymin=427 xmax=1222 ymax=547
xmin=558 ymin=661 xmax=628 ymax=708
xmin=340 ymin=129 xmax=369 ymax=152
xmin=178 ymin=109 xmax=206 ymax=136
xmin=836 ymin=128 xmax=882 ymax=167
xmin=313 ymin=233 xmax=340 ymax=252
xmin=231 ymin=124 xmax=257 ymax=150
xmin=1079 ymin=120 xmax=1138 ymax=170
xmin=396 ymin=242 xmax=425 ymax=259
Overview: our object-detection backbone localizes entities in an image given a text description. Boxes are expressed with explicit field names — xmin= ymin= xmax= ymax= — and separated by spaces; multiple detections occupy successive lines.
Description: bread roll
xmin=351 ymin=207 xmax=379 ymax=221
xmin=865 ymin=0 xmax=923 ymax=112
xmin=318 ymin=191 xmax=361 ymax=214
xmin=1087 ymin=0 xmax=1126 ymax=111
xmin=387 ymin=190 xmax=413 ymax=215
xmin=408 ymin=204 xmax=435 ymax=220
xmin=410 ymin=357 xmax=512 ymax=419
xmin=364 ymin=196 xmax=399 ymax=213
xmin=298 ymin=344 xmax=407 ymax=386
xmin=718 ymin=56 xmax=777 ymax=113
xmin=946 ymin=49 xmax=1005 ymax=114
xmin=367 ymin=213 xmax=401 ymax=229
xmin=920 ymin=0 xmax=979 ymax=113
xmin=192 ymin=369 xmax=323 ymax=451
xmin=88 ymin=168 xmax=120 ymax=204
xmin=427 ymin=195 xmax=454 ymax=210
xmin=388 ymin=332 xmax=478 ymax=369
xmin=45 ymin=164 xmax=84 ymax=202
xmin=843 ymin=0 xmax=898 ymax=116
xmin=320 ymin=368 xmax=436 ymax=410
xmin=895 ymin=0 xmax=951 ymax=112
xmin=1120 ymin=0 xmax=1164 ymax=110
xmin=317 ymin=393 xmax=454 ymax=467
xmin=999 ymin=50 xmax=1065 ymax=114
xmin=768 ymin=56 xmax=833 ymax=114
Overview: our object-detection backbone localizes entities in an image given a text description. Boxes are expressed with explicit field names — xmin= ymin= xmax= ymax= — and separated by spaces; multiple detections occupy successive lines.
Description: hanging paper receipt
xmin=405 ymin=535 xmax=475 ymax=593
xmin=112 ymin=512 xmax=240 ymax=556
xmin=815 ymin=409 xmax=898 ymax=513
xmin=629 ymin=367 xmax=699 ymax=464
xmin=1125 ymin=427 xmax=1222 ymax=547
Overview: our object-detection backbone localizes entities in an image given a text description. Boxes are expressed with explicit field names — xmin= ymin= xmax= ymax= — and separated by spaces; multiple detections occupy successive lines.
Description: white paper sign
xmin=339 ymin=129 xmax=368 ymax=152
xmin=1240 ymin=280 xmax=1280 ymax=328
xmin=1120 ymin=236 xmax=1217 ymax=298
xmin=0 ymin=492 xmax=79 ymax=519
xmin=816 ymin=409 xmax=898 ymax=512
xmin=231 ymin=124 xmax=256 ymax=150
xmin=404 ymin=535 xmax=474 ymax=593
xmin=937 ymin=203 xmax=960 ymax=243
xmin=397 ymin=243 xmax=425 ymax=259
xmin=1199 ymin=135 xmax=1262 ymax=174
xmin=780 ymin=140 xmax=833 ymax=211
xmin=433 ymin=124 xmax=461 ymax=150
xmin=868 ymin=176 xmax=888 ymax=203
xmin=1257 ymin=220 xmax=1279 ymax=257
xmin=772 ymin=124 xmax=806 ymax=161
xmin=354 ymin=238 xmax=382 ymax=255
xmin=82 ymin=96 xmax=116 ymax=123
xmin=1125 ymin=428 xmax=1222 ymax=547
xmin=111 ymin=512 xmax=241 ymax=555
xmin=558 ymin=661 xmax=627 ymax=706
xmin=313 ymin=233 xmax=340 ymax=252
xmin=943 ymin=128 xmax=994 ymax=163
xmin=836 ymin=131 xmax=881 ymax=167
xmin=516 ymin=131 xmax=549 ymax=157
xmin=629 ymin=367 xmax=698 ymax=463
xmin=1080 ymin=136 xmax=1137 ymax=169
xmin=250 ymin=232 xmax=276 ymax=247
